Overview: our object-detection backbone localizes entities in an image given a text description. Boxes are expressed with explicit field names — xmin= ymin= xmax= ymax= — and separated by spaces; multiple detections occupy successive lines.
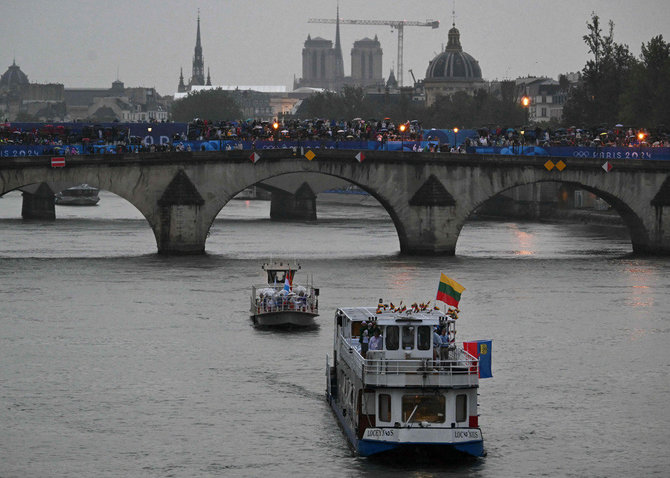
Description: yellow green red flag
xmin=436 ymin=273 xmax=465 ymax=307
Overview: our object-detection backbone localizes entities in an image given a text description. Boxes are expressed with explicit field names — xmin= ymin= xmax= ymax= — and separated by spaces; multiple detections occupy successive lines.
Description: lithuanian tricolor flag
xmin=436 ymin=273 xmax=465 ymax=307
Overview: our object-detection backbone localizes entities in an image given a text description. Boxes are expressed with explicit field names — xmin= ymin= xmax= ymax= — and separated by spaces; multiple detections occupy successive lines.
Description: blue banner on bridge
xmin=0 ymin=143 xmax=142 ymax=157
xmin=467 ymin=145 xmax=670 ymax=161
xmin=3 ymin=137 xmax=669 ymax=160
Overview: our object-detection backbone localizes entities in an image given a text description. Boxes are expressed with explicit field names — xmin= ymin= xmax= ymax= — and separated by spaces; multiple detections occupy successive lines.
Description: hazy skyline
xmin=1 ymin=0 xmax=668 ymax=96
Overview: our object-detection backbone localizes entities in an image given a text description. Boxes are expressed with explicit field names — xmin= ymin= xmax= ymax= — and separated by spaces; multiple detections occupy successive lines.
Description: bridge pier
xmin=21 ymin=183 xmax=55 ymax=220
xmin=394 ymin=205 xmax=461 ymax=255
xmin=634 ymin=201 xmax=670 ymax=255
xmin=270 ymin=183 xmax=316 ymax=221
xmin=393 ymin=175 xmax=461 ymax=255
xmin=155 ymin=170 xmax=207 ymax=255
xmin=398 ymin=213 xmax=460 ymax=255
xmin=155 ymin=204 xmax=208 ymax=254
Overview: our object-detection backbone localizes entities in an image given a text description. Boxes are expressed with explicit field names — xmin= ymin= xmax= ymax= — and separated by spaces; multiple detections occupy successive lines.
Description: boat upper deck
xmin=334 ymin=306 xmax=479 ymax=388
xmin=250 ymin=260 xmax=319 ymax=317
xmin=57 ymin=184 xmax=99 ymax=196
xmin=251 ymin=283 xmax=318 ymax=316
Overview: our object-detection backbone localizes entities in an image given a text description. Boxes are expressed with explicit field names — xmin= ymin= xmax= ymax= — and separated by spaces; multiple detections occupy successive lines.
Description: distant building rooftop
xmin=174 ymin=84 xmax=288 ymax=99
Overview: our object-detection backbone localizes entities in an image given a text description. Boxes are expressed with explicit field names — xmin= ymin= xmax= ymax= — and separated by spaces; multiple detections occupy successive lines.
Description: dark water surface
xmin=1 ymin=192 xmax=668 ymax=477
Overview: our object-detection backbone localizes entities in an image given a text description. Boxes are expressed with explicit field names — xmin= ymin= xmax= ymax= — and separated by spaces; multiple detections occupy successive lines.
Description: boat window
xmin=385 ymin=326 xmax=399 ymax=350
xmin=456 ymin=394 xmax=467 ymax=422
xmin=351 ymin=321 xmax=359 ymax=337
xmin=402 ymin=394 xmax=446 ymax=423
xmin=402 ymin=326 xmax=415 ymax=350
xmin=378 ymin=394 xmax=391 ymax=422
xmin=417 ymin=326 xmax=431 ymax=350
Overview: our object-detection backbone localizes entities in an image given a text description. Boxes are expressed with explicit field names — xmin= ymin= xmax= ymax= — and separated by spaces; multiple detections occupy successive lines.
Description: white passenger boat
xmin=55 ymin=184 xmax=100 ymax=206
xmin=250 ymin=261 xmax=319 ymax=327
xmin=326 ymin=304 xmax=485 ymax=459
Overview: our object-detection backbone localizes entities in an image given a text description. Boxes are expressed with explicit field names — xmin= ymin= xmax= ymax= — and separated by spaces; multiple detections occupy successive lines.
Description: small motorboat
xmin=55 ymin=184 xmax=100 ymax=206
xmin=250 ymin=260 xmax=319 ymax=327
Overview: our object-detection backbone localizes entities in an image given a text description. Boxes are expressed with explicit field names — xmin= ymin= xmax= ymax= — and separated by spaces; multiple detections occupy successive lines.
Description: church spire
xmin=191 ymin=11 xmax=205 ymax=86
xmin=178 ymin=67 xmax=186 ymax=92
xmin=195 ymin=11 xmax=202 ymax=51
xmin=334 ymin=2 xmax=344 ymax=78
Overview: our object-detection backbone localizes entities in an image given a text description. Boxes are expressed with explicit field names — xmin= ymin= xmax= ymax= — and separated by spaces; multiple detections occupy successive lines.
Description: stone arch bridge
xmin=2 ymin=149 xmax=669 ymax=255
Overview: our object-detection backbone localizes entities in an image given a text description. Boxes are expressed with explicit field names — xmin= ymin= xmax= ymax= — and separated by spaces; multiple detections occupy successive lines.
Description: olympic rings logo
xmin=572 ymin=151 xmax=592 ymax=158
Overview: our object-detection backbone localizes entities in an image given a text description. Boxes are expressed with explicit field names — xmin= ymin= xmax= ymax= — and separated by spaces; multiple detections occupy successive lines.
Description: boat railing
xmin=254 ymin=301 xmax=318 ymax=315
xmin=251 ymin=283 xmax=318 ymax=315
xmin=336 ymin=333 xmax=479 ymax=387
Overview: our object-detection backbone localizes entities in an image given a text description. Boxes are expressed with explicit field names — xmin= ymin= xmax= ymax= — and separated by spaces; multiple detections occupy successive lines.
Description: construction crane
xmin=308 ymin=18 xmax=439 ymax=87
xmin=408 ymin=69 xmax=417 ymax=85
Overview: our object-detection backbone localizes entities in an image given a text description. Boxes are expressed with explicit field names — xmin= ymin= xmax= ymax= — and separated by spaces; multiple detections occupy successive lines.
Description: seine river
xmin=1 ymin=191 xmax=668 ymax=477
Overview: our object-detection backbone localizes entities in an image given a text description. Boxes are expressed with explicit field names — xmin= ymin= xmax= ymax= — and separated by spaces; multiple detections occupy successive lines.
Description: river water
xmin=0 ymin=191 xmax=668 ymax=477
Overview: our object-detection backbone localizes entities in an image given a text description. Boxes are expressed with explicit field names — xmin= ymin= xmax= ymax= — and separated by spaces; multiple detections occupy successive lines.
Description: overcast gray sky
xmin=1 ymin=0 xmax=668 ymax=96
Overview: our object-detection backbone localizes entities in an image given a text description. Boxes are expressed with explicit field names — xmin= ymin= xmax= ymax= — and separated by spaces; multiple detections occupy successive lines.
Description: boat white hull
xmin=251 ymin=311 xmax=318 ymax=327
xmin=327 ymin=392 xmax=484 ymax=458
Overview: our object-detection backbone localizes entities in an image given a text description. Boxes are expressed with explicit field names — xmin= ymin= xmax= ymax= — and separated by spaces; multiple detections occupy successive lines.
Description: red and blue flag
xmin=463 ymin=340 xmax=493 ymax=378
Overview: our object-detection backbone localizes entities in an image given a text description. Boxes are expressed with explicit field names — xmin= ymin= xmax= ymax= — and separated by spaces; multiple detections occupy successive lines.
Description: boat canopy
xmin=262 ymin=260 xmax=300 ymax=284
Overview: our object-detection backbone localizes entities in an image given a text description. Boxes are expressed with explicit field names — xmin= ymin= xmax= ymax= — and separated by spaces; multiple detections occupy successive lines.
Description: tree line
xmin=562 ymin=14 xmax=669 ymax=130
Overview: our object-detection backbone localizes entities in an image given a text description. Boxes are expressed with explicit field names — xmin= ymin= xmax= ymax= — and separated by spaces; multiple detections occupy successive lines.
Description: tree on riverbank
xmin=619 ymin=35 xmax=670 ymax=127
xmin=295 ymin=85 xmax=525 ymax=129
xmin=171 ymin=88 xmax=242 ymax=122
xmin=563 ymin=13 xmax=670 ymax=129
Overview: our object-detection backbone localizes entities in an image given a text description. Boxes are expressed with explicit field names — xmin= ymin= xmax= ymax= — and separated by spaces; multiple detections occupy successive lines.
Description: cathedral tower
xmin=350 ymin=35 xmax=383 ymax=86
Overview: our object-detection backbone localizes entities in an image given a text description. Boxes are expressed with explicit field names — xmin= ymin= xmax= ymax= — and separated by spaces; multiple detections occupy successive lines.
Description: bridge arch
xmin=1 ymin=174 xmax=162 ymax=247
xmin=461 ymin=178 xmax=647 ymax=252
xmin=203 ymin=169 xmax=408 ymax=253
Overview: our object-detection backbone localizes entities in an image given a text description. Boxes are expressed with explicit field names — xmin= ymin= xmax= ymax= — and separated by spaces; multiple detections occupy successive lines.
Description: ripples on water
xmin=1 ymin=191 xmax=668 ymax=477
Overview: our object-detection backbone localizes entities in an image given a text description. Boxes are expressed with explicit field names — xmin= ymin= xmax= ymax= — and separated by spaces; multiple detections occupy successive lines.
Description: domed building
xmin=423 ymin=23 xmax=485 ymax=106
xmin=0 ymin=59 xmax=30 ymax=92
xmin=0 ymin=60 xmax=65 ymax=121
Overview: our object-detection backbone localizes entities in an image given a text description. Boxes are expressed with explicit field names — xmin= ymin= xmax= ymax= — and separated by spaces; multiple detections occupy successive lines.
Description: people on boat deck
xmin=359 ymin=321 xmax=370 ymax=357
xmin=439 ymin=327 xmax=450 ymax=360
xmin=259 ymin=286 xmax=312 ymax=312
xmin=433 ymin=326 xmax=442 ymax=360
xmin=368 ymin=329 xmax=382 ymax=351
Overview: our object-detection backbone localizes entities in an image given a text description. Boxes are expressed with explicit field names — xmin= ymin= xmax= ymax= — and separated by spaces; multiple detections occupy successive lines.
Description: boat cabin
xmin=261 ymin=260 xmax=300 ymax=285
xmin=330 ymin=306 xmax=481 ymax=444
xmin=337 ymin=307 xmax=456 ymax=361
xmin=58 ymin=184 xmax=99 ymax=197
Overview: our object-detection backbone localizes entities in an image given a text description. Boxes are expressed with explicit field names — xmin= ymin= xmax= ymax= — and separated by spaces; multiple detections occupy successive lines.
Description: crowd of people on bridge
xmin=2 ymin=118 xmax=668 ymax=153
xmin=185 ymin=117 xmax=424 ymax=143
xmin=466 ymin=125 xmax=669 ymax=149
